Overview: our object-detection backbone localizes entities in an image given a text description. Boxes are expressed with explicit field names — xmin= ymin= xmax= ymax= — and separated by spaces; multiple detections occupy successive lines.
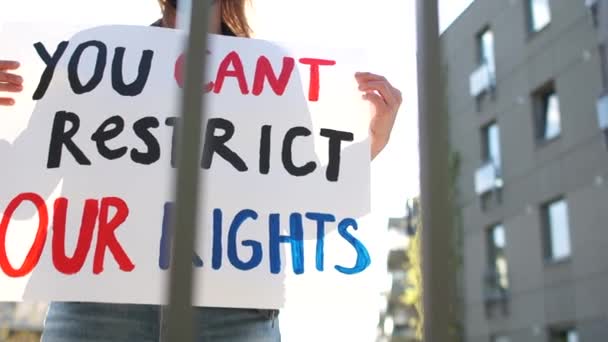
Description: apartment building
xmin=440 ymin=0 xmax=608 ymax=341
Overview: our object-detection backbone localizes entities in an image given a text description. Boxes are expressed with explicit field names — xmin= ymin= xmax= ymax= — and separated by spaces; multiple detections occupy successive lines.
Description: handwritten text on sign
xmin=0 ymin=25 xmax=371 ymax=308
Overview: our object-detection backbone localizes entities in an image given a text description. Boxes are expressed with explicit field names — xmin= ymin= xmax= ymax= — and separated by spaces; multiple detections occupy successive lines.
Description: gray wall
xmin=441 ymin=0 xmax=608 ymax=341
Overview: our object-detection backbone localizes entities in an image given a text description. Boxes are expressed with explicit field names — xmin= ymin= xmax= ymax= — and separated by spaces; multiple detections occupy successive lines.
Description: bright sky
xmin=1 ymin=0 xmax=473 ymax=340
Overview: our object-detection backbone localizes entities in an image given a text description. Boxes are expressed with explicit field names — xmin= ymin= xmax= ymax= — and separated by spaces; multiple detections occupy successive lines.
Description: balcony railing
xmin=585 ymin=0 xmax=598 ymax=8
xmin=482 ymin=268 xmax=509 ymax=317
xmin=469 ymin=62 xmax=495 ymax=97
xmin=482 ymin=269 xmax=508 ymax=301
xmin=474 ymin=162 xmax=503 ymax=195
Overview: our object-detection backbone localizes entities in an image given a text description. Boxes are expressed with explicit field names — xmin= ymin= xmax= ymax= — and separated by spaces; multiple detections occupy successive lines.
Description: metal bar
xmin=415 ymin=0 xmax=454 ymax=341
xmin=165 ymin=0 xmax=211 ymax=341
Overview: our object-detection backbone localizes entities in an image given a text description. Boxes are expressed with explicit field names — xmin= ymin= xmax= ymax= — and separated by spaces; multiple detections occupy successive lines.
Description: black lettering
xmin=68 ymin=40 xmax=107 ymax=94
xmin=320 ymin=128 xmax=354 ymax=182
xmin=90 ymin=116 xmax=127 ymax=160
xmin=201 ymin=118 xmax=248 ymax=171
xmin=282 ymin=127 xmax=316 ymax=176
xmin=165 ymin=117 xmax=180 ymax=168
xmin=131 ymin=117 xmax=160 ymax=165
xmin=259 ymin=125 xmax=272 ymax=175
xmin=111 ymin=47 xmax=154 ymax=96
xmin=47 ymin=111 xmax=91 ymax=168
xmin=32 ymin=41 xmax=69 ymax=100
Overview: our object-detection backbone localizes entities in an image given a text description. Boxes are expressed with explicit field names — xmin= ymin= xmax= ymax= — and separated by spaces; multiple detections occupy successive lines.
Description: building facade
xmin=377 ymin=198 xmax=421 ymax=342
xmin=441 ymin=0 xmax=608 ymax=341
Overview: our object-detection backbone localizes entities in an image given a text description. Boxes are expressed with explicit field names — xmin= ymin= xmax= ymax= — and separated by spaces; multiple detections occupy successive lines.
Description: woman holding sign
xmin=0 ymin=0 xmax=402 ymax=340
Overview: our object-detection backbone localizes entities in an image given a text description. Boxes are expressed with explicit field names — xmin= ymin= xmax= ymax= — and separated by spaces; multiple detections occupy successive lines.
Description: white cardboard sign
xmin=0 ymin=24 xmax=371 ymax=309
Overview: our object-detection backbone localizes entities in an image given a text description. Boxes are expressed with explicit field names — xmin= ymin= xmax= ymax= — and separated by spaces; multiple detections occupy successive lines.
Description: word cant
xmin=32 ymin=40 xmax=336 ymax=102
xmin=159 ymin=203 xmax=371 ymax=275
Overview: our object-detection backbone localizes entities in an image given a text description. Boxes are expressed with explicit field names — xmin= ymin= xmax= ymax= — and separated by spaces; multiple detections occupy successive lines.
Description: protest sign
xmin=0 ymin=24 xmax=371 ymax=309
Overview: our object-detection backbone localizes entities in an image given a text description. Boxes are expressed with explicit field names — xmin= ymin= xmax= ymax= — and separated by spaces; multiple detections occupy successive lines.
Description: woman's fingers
xmin=0 ymin=60 xmax=20 ymax=71
xmin=359 ymin=81 xmax=398 ymax=107
xmin=0 ymin=62 xmax=23 ymax=106
xmin=0 ymin=83 xmax=23 ymax=92
xmin=362 ymin=92 xmax=386 ymax=111
xmin=355 ymin=72 xmax=386 ymax=83
xmin=355 ymin=72 xmax=402 ymax=160
xmin=0 ymin=72 xmax=23 ymax=85
xmin=0 ymin=98 xmax=16 ymax=106
xmin=356 ymin=72 xmax=402 ymax=107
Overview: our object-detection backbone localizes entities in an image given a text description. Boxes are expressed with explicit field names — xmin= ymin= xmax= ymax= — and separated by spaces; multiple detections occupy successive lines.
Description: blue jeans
xmin=41 ymin=302 xmax=280 ymax=342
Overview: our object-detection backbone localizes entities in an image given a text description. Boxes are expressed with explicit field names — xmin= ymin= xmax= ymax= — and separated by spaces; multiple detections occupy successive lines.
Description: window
xmin=487 ymin=224 xmax=509 ymax=289
xmin=542 ymin=198 xmax=572 ymax=261
xmin=549 ymin=326 xmax=579 ymax=342
xmin=478 ymin=28 xmax=495 ymax=72
xmin=534 ymin=84 xmax=561 ymax=142
xmin=528 ymin=0 xmax=551 ymax=33
xmin=586 ymin=0 xmax=599 ymax=26
xmin=481 ymin=122 xmax=501 ymax=169
xmin=492 ymin=335 xmax=511 ymax=342
xmin=599 ymin=44 xmax=608 ymax=91
xmin=470 ymin=27 xmax=496 ymax=100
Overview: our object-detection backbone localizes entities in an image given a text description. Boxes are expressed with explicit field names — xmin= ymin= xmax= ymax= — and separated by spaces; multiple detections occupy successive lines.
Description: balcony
xmin=482 ymin=268 xmax=509 ymax=318
xmin=387 ymin=249 xmax=408 ymax=271
xmin=597 ymin=94 xmax=608 ymax=130
xmin=585 ymin=0 xmax=598 ymax=8
xmin=469 ymin=62 xmax=495 ymax=97
xmin=474 ymin=162 xmax=503 ymax=195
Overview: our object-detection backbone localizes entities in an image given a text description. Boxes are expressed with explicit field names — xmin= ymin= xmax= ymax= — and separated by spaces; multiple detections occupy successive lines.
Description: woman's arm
xmin=0 ymin=59 xmax=62 ymax=218
xmin=355 ymin=72 xmax=402 ymax=160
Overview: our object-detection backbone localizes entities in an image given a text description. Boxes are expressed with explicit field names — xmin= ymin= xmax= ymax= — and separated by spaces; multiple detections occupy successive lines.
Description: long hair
xmin=158 ymin=0 xmax=252 ymax=37
xmin=220 ymin=0 xmax=252 ymax=38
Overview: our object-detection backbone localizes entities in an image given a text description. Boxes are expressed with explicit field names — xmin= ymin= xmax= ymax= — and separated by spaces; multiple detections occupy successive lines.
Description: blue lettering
xmin=212 ymin=208 xmax=223 ymax=270
xmin=269 ymin=213 xmax=304 ymax=274
xmin=305 ymin=212 xmax=335 ymax=271
xmin=159 ymin=202 xmax=203 ymax=270
xmin=228 ymin=209 xmax=263 ymax=270
xmin=335 ymin=218 xmax=371 ymax=274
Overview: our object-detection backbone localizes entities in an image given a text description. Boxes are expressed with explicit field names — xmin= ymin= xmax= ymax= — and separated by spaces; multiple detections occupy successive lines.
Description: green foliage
xmin=448 ymin=150 xmax=464 ymax=342
xmin=393 ymin=150 xmax=463 ymax=342
xmin=401 ymin=221 xmax=423 ymax=341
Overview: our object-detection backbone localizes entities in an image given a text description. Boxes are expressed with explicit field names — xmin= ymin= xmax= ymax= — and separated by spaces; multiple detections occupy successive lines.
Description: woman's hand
xmin=0 ymin=60 xmax=24 ymax=106
xmin=355 ymin=72 xmax=402 ymax=160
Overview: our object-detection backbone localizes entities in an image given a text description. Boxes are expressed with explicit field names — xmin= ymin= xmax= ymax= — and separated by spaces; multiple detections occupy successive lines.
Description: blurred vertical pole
xmin=165 ymin=0 xmax=210 ymax=341
xmin=416 ymin=0 xmax=454 ymax=341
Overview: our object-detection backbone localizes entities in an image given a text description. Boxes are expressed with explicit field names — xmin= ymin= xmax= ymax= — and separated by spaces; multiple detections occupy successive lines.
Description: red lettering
xmin=298 ymin=58 xmax=336 ymax=102
xmin=252 ymin=56 xmax=295 ymax=96
xmin=93 ymin=197 xmax=134 ymax=274
xmin=174 ymin=54 xmax=184 ymax=88
xmin=214 ymin=51 xmax=249 ymax=95
xmin=174 ymin=53 xmax=214 ymax=92
xmin=52 ymin=198 xmax=99 ymax=275
xmin=0 ymin=193 xmax=48 ymax=278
